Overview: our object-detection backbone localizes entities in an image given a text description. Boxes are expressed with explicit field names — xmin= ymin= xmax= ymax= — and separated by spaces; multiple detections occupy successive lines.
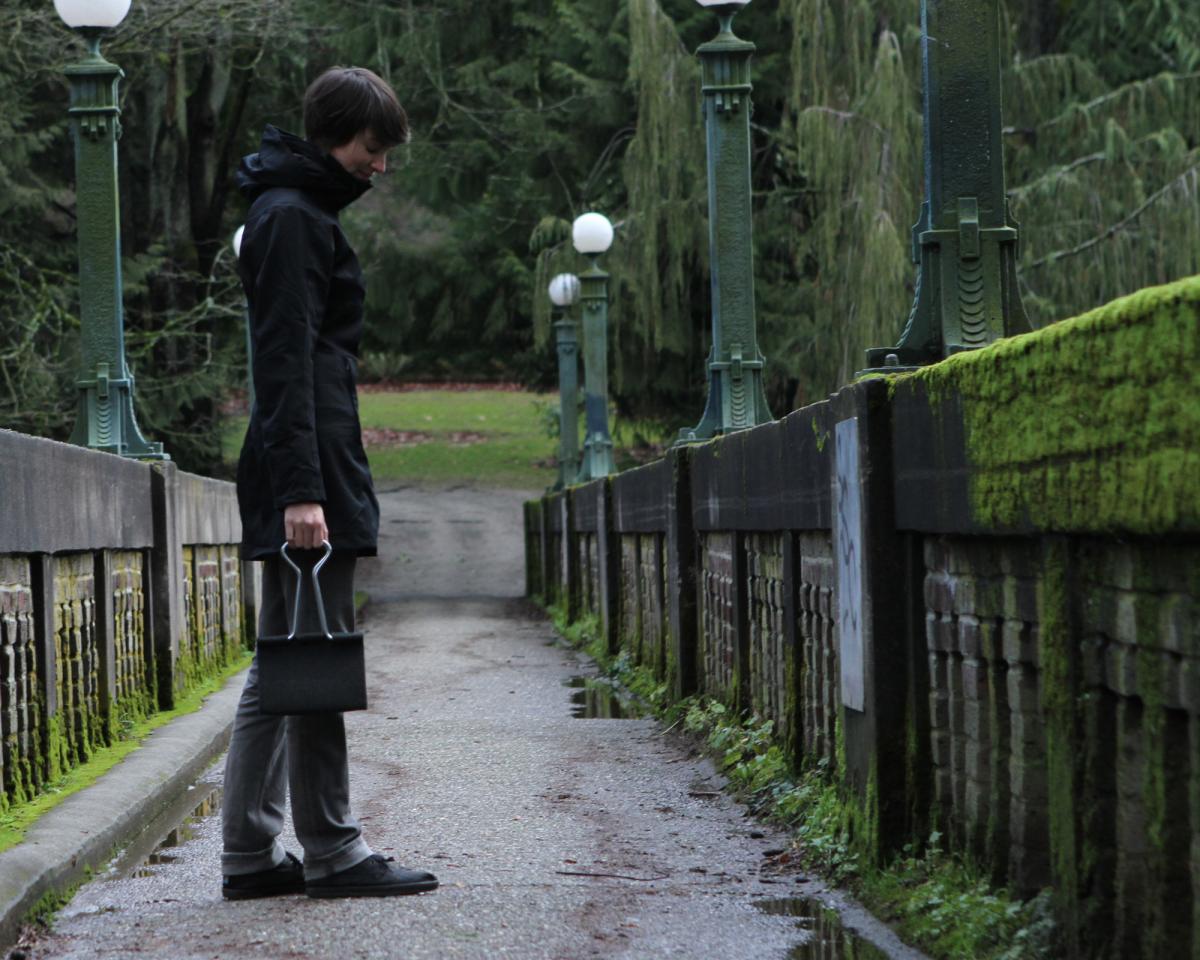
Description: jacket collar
xmin=237 ymin=125 xmax=371 ymax=213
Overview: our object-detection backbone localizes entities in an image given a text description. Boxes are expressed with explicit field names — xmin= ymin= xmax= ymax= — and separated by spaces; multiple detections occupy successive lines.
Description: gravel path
xmin=19 ymin=486 xmax=924 ymax=960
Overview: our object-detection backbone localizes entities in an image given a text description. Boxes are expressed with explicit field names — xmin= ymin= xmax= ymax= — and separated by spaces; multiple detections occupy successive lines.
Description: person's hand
xmin=283 ymin=502 xmax=328 ymax=550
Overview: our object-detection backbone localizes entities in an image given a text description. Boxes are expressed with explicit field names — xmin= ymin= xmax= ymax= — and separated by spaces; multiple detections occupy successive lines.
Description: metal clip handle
xmin=279 ymin=540 xmax=333 ymax=640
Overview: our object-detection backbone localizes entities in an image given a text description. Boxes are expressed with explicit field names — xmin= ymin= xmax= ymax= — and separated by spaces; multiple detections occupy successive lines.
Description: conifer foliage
xmin=0 ymin=0 xmax=1196 ymax=463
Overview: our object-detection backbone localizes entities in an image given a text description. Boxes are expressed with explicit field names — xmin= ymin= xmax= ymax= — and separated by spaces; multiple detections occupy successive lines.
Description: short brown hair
xmin=303 ymin=67 xmax=409 ymax=151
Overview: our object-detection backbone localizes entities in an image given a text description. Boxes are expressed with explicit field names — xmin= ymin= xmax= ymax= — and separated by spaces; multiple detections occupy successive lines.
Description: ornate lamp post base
xmin=69 ymin=364 xmax=164 ymax=457
xmin=859 ymin=0 xmax=1029 ymax=377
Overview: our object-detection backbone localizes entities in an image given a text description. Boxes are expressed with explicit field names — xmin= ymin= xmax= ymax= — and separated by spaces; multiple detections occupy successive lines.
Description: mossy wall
xmin=173 ymin=545 xmax=245 ymax=698
xmin=0 ymin=458 xmax=244 ymax=826
xmin=903 ymin=275 xmax=1200 ymax=534
xmin=895 ymin=276 xmax=1200 ymax=957
xmin=0 ymin=536 xmax=245 ymax=818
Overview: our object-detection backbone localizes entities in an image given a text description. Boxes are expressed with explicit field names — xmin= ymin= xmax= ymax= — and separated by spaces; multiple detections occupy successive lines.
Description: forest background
xmin=0 ymin=0 xmax=1198 ymax=473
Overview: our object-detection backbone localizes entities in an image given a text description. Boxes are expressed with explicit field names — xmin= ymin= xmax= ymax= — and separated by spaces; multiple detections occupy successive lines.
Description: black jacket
xmin=235 ymin=125 xmax=379 ymax=560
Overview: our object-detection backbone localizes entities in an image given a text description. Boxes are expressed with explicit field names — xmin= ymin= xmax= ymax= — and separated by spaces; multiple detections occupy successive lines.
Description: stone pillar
xmin=30 ymin=557 xmax=58 ymax=720
xmin=560 ymin=493 xmax=580 ymax=620
xmin=538 ymin=500 xmax=552 ymax=604
xmin=595 ymin=480 xmax=622 ymax=657
xmin=831 ymin=379 xmax=925 ymax=854
xmin=780 ymin=530 xmax=803 ymax=766
xmin=92 ymin=550 xmax=116 ymax=725
xmin=149 ymin=462 xmax=185 ymax=708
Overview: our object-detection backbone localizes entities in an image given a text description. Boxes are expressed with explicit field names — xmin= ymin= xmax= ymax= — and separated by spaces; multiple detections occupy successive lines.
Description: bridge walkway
xmin=18 ymin=486 xmax=921 ymax=960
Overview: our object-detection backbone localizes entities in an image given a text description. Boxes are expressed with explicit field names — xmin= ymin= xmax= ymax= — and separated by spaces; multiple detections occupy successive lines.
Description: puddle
xmin=129 ymin=787 xmax=225 ymax=878
xmin=757 ymin=898 xmax=891 ymax=959
xmin=564 ymin=676 xmax=648 ymax=719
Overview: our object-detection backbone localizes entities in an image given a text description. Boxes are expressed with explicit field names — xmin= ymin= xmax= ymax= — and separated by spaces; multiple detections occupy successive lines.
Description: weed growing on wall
xmin=865 ymin=848 xmax=1058 ymax=960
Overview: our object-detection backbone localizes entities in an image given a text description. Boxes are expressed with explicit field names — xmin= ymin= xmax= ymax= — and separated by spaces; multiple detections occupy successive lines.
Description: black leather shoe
xmin=306 ymin=854 xmax=439 ymax=898
xmin=222 ymin=851 xmax=306 ymax=900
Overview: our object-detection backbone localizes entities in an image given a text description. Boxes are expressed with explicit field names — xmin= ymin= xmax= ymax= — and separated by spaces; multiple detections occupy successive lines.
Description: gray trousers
xmin=221 ymin=552 xmax=372 ymax=880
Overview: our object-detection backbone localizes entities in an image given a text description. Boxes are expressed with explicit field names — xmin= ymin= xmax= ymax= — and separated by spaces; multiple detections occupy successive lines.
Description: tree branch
xmin=1022 ymin=162 xmax=1200 ymax=271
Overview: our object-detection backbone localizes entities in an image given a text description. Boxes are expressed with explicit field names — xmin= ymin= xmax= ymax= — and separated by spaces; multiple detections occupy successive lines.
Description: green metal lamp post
xmin=572 ymin=213 xmax=617 ymax=482
xmin=861 ymin=0 xmax=1030 ymax=373
xmin=548 ymin=273 xmax=582 ymax=491
xmin=679 ymin=0 xmax=772 ymax=444
xmin=56 ymin=0 xmax=165 ymax=459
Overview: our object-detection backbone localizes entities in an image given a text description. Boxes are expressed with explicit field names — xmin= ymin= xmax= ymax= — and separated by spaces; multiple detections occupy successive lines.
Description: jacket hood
xmin=237 ymin=125 xmax=371 ymax=211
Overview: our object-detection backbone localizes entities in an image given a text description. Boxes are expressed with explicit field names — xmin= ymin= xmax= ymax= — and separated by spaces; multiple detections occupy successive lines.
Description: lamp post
xmin=231 ymin=225 xmax=255 ymax=411
xmin=548 ymin=273 xmax=581 ymax=490
xmin=679 ymin=0 xmax=771 ymax=444
xmin=861 ymin=0 xmax=1030 ymax=372
xmin=572 ymin=213 xmax=617 ymax=482
xmin=56 ymin=0 xmax=165 ymax=459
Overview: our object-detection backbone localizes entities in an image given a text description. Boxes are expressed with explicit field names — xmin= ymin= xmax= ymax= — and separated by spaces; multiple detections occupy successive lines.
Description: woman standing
xmin=221 ymin=67 xmax=437 ymax=901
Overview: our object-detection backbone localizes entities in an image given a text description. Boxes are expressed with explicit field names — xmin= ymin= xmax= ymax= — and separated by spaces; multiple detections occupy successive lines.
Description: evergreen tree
xmin=1 ymin=0 xmax=1198 ymax=452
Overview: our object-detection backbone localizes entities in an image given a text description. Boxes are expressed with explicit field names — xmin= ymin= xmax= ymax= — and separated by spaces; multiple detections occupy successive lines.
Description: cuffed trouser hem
xmin=221 ymin=841 xmax=288 ymax=876
xmin=301 ymin=837 xmax=373 ymax=881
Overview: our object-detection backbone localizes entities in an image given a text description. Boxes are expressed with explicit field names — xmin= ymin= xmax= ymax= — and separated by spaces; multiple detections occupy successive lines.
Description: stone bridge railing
xmin=0 ymin=430 xmax=252 ymax=813
xmin=525 ymin=275 xmax=1200 ymax=960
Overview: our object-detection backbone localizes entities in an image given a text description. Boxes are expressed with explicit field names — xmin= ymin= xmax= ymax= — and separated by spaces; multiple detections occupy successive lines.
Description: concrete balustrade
xmin=0 ymin=429 xmax=254 ymax=813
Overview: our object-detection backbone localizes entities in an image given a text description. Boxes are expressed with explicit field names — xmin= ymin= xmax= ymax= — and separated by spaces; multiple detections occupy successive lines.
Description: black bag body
xmin=257 ymin=541 xmax=368 ymax=715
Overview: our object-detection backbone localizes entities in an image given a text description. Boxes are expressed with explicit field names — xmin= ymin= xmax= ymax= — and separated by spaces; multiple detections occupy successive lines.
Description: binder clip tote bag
xmin=257 ymin=541 xmax=368 ymax=715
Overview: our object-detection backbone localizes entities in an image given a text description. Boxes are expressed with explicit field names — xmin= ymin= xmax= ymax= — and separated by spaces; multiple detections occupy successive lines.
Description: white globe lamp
xmin=571 ymin=213 xmax=614 ymax=256
xmin=54 ymin=0 xmax=131 ymax=28
xmin=548 ymin=273 xmax=581 ymax=307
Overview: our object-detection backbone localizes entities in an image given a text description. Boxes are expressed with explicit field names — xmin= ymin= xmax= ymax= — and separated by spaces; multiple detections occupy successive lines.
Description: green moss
xmin=173 ymin=625 xmax=247 ymax=701
xmin=835 ymin=710 xmax=848 ymax=780
xmin=22 ymin=877 xmax=84 ymax=930
xmin=863 ymin=759 xmax=881 ymax=866
xmin=812 ymin=416 xmax=830 ymax=452
xmin=897 ymin=276 xmax=1200 ymax=533
xmin=1037 ymin=541 xmax=1080 ymax=948
xmin=44 ymin=711 xmax=70 ymax=785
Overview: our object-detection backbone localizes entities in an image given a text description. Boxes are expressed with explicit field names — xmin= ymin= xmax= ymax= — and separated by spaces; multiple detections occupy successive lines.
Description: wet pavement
xmin=10 ymin=486 xmax=926 ymax=960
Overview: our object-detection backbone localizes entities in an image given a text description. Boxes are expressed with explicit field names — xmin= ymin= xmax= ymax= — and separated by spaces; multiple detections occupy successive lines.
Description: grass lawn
xmin=359 ymin=389 xmax=559 ymax=488
xmin=223 ymin=388 xmax=561 ymax=489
